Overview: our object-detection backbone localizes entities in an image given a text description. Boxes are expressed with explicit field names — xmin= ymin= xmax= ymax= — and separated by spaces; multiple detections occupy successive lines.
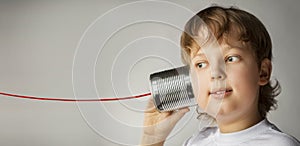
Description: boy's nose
xmin=211 ymin=69 xmax=226 ymax=80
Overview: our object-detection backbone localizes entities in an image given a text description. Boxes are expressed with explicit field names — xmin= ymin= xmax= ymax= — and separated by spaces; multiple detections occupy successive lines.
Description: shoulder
xmin=263 ymin=131 xmax=300 ymax=146
xmin=262 ymin=120 xmax=300 ymax=146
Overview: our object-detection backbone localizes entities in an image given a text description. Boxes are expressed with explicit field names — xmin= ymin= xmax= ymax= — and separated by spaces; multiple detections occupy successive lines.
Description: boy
xmin=141 ymin=6 xmax=300 ymax=146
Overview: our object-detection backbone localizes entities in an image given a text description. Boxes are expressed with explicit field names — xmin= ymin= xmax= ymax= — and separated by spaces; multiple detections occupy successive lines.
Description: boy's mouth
xmin=209 ymin=88 xmax=233 ymax=99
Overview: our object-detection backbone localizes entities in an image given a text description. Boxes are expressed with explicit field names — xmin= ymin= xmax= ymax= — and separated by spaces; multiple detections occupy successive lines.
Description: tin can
xmin=150 ymin=66 xmax=196 ymax=112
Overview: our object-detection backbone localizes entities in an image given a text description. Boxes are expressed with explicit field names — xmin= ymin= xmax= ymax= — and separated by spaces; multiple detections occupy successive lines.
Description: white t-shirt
xmin=183 ymin=119 xmax=300 ymax=146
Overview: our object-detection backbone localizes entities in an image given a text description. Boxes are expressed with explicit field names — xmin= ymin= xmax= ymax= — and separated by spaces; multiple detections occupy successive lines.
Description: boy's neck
xmin=217 ymin=111 xmax=263 ymax=133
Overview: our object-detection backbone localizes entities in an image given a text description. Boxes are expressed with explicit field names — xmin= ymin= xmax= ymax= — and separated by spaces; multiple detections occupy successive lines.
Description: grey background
xmin=0 ymin=0 xmax=299 ymax=146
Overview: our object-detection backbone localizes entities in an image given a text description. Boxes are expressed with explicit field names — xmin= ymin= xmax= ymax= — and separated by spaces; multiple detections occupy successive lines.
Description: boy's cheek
xmin=197 ymin=94 xmax=209 ymax=110
xmin=190 ymin=70 xmax=210 ymax=109
xmin=192 ymin=78 xmax=208 ymax=109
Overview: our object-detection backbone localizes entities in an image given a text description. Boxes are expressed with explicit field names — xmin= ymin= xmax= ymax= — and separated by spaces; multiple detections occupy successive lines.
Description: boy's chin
xmin=215 ymin=110 xmax=243 ymax=123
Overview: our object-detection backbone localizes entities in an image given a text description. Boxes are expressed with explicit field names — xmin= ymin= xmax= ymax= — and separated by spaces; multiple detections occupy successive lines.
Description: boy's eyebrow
xmin=220 ymin=44 xmax=246 ymax=53
xmin=195 ymin=52 xmax=205 ymax=56
xmin=191 ymin=53 xmax=206 ymax=63
xmin=192 ymin=52 xmax=206 ymax=59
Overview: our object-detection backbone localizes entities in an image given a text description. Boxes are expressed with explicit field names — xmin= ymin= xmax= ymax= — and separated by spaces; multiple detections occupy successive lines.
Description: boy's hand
xmin=141 ymin=97 xmax=190 ymax=146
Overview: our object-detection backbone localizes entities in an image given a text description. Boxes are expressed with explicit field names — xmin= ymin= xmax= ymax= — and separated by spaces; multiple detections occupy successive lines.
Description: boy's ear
xmin=258 ymin=58 xmax=272 ymax=86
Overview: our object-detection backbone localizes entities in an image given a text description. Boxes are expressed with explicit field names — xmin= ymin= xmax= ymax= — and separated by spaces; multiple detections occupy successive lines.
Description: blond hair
xmin=181 ymin=6 xmax=281 ymax=118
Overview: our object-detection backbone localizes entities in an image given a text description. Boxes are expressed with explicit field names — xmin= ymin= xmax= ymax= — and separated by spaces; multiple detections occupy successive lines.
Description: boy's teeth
xmin=215 ymin=91 xmax=225 ymax=94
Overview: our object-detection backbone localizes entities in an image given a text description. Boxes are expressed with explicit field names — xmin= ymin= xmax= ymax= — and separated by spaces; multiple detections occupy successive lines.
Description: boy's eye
xmin=226 ymin=56 xmax=240 ymax=63
xmin=196 ymin=62 xmax=208 ymax=69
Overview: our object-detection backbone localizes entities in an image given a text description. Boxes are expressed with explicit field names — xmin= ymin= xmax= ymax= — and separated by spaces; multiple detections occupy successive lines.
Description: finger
xmin=178 ymin=107 xmax=190 ymax=114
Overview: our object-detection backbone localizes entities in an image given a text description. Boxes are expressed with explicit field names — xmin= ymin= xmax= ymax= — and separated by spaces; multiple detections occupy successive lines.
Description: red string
xmin=0 ymin=91 xmax=151 ymax=102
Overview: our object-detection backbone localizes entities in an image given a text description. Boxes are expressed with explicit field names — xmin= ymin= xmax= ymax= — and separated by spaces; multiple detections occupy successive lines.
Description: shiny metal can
xmin=150 ymin=66 xmax=196 ymax=112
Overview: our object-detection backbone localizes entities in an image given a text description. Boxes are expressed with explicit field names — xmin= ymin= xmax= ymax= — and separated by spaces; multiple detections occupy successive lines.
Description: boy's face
xmin=190 ymin=36 xmax=263 ymax=123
